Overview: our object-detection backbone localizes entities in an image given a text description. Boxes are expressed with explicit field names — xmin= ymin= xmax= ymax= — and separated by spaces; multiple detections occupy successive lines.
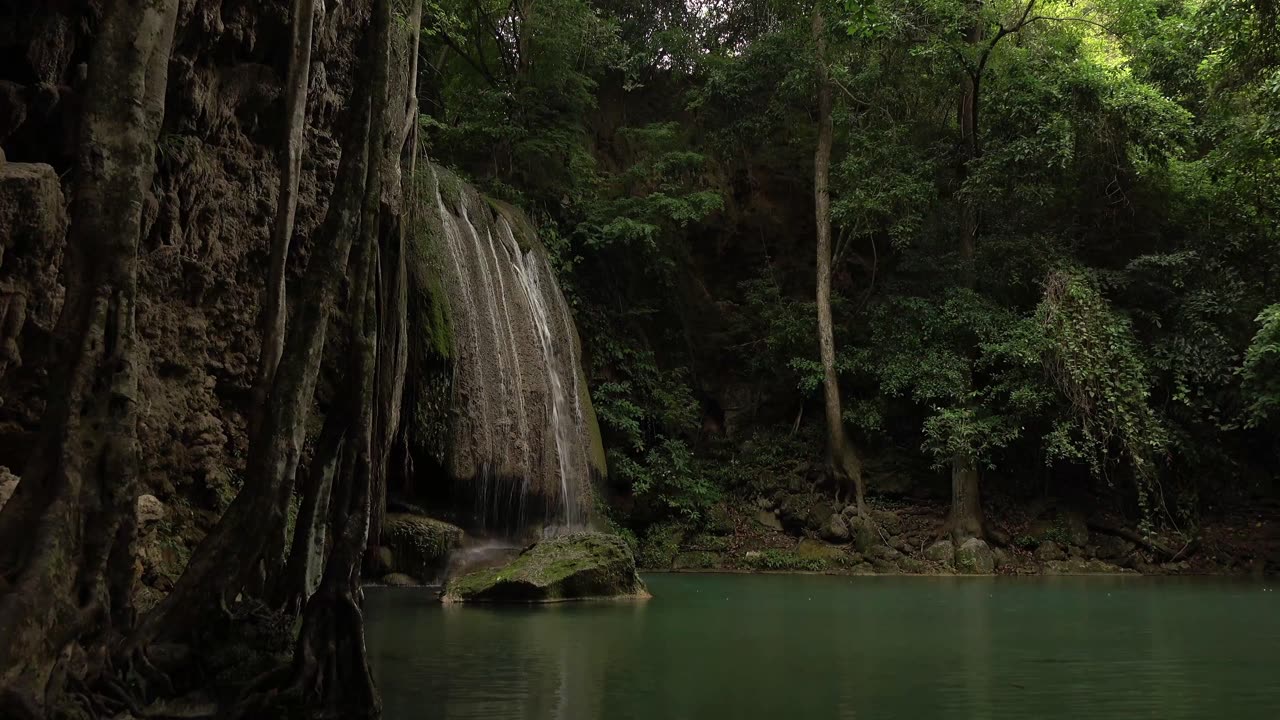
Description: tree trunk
xmin=276 ymin=409 xmax=347 ymax=613
xmin=950 ymin=454 xmax=985 ymax=541
xmin=812 ymin=4 xmax=865 ymax=517
xmin=131 ymin=0 xmax=389 ymax=645
xmin=232 ymin=0 xmax=390 ymax=702
xmin=250 ymin=0 xmax=318 ymax=442
xmin=251 ymin=0 xmax=322 ymax=600
xmin=369 ymin=0 xmax=421 ymax=560
xmin=950 ymin=9 xmax=987 ymax=541
xmin=0 ymin=0 xmax=178 ymax=713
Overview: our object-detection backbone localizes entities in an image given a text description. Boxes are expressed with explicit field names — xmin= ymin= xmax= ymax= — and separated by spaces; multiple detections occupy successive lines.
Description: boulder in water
xmin=441 ymin=532 xmax=649 ymax=603
xmin=383 ymin=514 xmax=464 ymax=583
xmin=381 ymin=573 xmax=419 ymax=587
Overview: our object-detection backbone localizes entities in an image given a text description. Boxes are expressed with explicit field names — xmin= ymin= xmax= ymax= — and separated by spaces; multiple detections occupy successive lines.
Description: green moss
xmin=404 ymin=165 xmax=456 ymax=462
xmin=745 ymin=549 xmax=826 ymax=572
xmin=443 ymin=532 xmax=647 ymax=602
xmin=434 ymin=165 xmax=467 ymax=213
xmin=579 ymin=365 xmax=609 ymax=477
xmin=795 ymin=538 xmax=847 ymax=565
xmin=383 ymin=514 xmax=464 ymax=581
xmin=673 ymin=551 xmax=723 ymax=569
xmin=488 ymin=198 xmax=541 ymax=253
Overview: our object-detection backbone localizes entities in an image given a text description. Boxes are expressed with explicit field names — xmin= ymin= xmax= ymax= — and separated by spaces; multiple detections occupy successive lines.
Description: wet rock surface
xmin=383 ymin=513 xmax=465 ymax=584
xmin=442 ymin=532 xmax=649 ymax=603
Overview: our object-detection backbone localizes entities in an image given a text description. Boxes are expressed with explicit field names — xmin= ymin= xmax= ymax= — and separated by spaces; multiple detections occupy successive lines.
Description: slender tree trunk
xmin=812 ymin=4 xmax=865 ymax=517
xmin=950 ymin=13 xmax=987 ymax=542
xmin=131 ymin=1 xmax=388 ymax=644
xmin=251 ymin=0 xmax=318 ymax=440
xmin=276 ymin=409 xmax=346 ymax=613
xmin=0 ymin=0 xmax=178 ymax=714
xmin=369 ymin=0 xmax=421 ymax=560
xmin=232 ymin=1 xmax=390 ymax=705
xmin=251 ymin=0 xmax=320 ymax=596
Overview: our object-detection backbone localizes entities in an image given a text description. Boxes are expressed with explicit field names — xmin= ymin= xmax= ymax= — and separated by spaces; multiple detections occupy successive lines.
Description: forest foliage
xmin=417 ymin=0 xmax=1279 ymax=537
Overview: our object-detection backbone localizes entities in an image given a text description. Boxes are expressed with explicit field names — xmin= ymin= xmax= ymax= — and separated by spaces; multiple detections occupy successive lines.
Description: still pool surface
xmin=366 ymin=573 xmax=1280 ymax=719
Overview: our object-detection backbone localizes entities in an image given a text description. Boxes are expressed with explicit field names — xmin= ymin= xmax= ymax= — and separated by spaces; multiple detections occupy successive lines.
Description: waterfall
xmin=424 ymin=170 xmax=603 ymax=535
xmin=510 ymin=230 xmax=580 ymax=530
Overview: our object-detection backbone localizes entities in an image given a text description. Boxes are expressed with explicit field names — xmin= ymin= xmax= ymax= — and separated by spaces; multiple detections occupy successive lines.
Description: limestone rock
xmin=0 ymin=466 xmax=17 ymax=512
xmin=991 ymin=546 xmax=1012 ymax=570
xmin=870 ymin=544 xmax=902 ymax=562
xmin=430 ymin=171 xmax=606 ymax=525
xmin=1093 ymin=534 xmax=1136 ymax=560
xmin=442 ymin=532 xmax=649 ymax=603
xmin=955 ymin=538 xmax=995 ymax=574
xmin=0 ymin=162 xmax=65 ymax=254
xmin=873 ymin=510 xmax=903 ymax=535
xmin=383 ymin=513 xmax=464 ymax=583
xmin=796 ymin=538 xmax=847 ymax=567
xmin=754 ymin=509 xmax=784 ymax=532
xmin=820 ymin=513 xmax=850 ymax=543
xmin=924 ymin=540 xmax=955 ymax=565
xmin=849 ymin=514 xmax=877 ymax=554
xmin=135 ymin=494 xmax=166 ymax=525
xmin=776 ymin=493 xmax=812 ymax=532
xmin=808 ymin=502 xmax=836 ymax=532
xmin=898 ymin=556 xmax=928 ymax=574
xmin=1034 ymin=540 xmax=1067 ymax=562
xmin=382 ymin=573 xmax=418 ymax=587
xmin=1044 ymin=558 xmax=1120 ymax=575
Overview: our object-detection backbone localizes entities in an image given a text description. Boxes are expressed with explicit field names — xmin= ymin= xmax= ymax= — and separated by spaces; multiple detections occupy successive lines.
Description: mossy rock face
xmin=442 ymin=532 xmax=650 ymax=603
xmin=383 ymin=514 xmax=465 ymax=583
xmin=955 ymin=538 xmax=995 ymax=574
xmin=795 ymin=538 xmax=847 ymax=565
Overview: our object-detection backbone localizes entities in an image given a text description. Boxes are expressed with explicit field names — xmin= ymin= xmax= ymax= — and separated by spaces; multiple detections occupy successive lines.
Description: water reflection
xmin=366 ymin=575 xmax=1280 ymax=720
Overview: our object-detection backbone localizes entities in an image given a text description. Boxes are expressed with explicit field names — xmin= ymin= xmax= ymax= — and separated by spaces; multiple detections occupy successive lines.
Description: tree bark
xmin=233 ymin=2 xmax=391 ymax=707
xmin=251 ymin=0 xmax=321 ymax=600
xmin=276 ymin=409 xmax=347 ymax=613
xmin=0 ymin=0 xmax=178 ymax=713
xmin=250 ymin=0 xmax=318 ymax=442
xmin=950 ymin=5 xmax=987 ymax=541
xmin=131 ymin=0 xmax=388 ymax=645
xmin=369 ymin=0 xmax=421 ymax=560
xmin=812 ymin=4 xmax=866 ymax=517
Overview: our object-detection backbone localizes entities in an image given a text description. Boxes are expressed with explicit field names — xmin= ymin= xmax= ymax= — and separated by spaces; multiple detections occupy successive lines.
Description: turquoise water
xmin=365 ymin=573 xmax=1280 ymax=719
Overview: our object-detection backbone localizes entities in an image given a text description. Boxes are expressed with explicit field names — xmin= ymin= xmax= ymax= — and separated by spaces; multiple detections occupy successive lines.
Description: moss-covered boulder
xmin=382 ymin=514 xmax=464 ymax=583
xmin=955 ymin=538 xmax=995 ymax=574
xmin=442 ymin=532 xmax=650 ymax=603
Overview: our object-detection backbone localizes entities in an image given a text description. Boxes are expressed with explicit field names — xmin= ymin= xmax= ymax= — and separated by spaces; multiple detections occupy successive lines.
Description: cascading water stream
xmin=511 ymin=241 xmax=580 ymax=530
xmin=429 ymin=171 xmax=598 ymax=536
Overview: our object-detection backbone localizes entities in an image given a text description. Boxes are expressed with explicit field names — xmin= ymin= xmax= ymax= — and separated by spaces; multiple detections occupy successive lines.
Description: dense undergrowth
xmin=419 ymin=0 xmax=1279 ymax=547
